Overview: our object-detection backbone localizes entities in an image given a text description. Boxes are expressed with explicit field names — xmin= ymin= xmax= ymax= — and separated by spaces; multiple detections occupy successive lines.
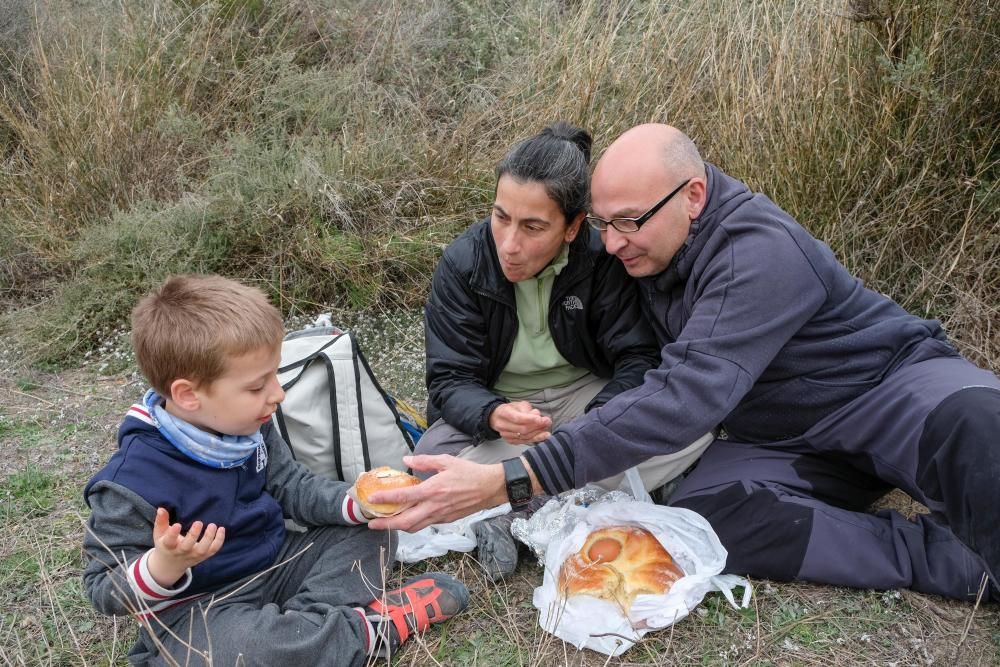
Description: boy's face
xmin=187 ymin=345 xmax=285 ymax=437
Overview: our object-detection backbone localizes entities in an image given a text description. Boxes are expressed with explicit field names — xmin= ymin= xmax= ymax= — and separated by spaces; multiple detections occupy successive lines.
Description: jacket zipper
xmin=473 ymin=286 xmax=517 ymax=384
xmin=535 ymin=278 xmax=546 ymax=335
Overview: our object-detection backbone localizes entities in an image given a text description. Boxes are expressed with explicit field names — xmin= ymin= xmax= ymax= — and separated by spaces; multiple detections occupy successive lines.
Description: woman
xmin=416 ymin=122 xmax=662 ymax=579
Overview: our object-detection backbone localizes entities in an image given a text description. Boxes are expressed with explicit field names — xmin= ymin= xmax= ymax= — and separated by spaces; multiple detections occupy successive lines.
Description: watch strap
xmin=502 ymin=457 xmax=532 ymax=508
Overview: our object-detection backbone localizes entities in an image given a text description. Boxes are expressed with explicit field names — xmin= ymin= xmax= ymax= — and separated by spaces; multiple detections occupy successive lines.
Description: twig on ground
xmin=739 ymin=580 xmax=762 ymax=667
xmin=952 ymin=574 xmax=988 ymax=662
xmin=36 ymin=383 xmax=116 ymax=401
xmin=35 ymin=532 xmax=83 ymax=655
xmin=9 ymin=389 xmax=55 ymax=406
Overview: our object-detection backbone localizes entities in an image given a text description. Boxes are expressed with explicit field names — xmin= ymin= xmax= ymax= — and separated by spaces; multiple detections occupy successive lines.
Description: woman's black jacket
xmin=424 ymin=218 xmax=661 ymax=441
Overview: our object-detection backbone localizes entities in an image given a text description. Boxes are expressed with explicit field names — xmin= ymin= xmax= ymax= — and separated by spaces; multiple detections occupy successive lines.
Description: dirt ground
xmin=2 ymin=312 xmax=998 ymax=666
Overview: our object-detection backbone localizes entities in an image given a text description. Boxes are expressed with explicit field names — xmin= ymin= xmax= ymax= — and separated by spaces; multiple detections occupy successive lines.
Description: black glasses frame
xmin=586 ymin=177 xmax=693 ymax=233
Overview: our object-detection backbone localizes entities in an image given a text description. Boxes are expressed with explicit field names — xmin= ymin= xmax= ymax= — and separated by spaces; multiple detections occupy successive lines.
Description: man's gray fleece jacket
xmin=522 ymin=162 xmax=956 ymax=493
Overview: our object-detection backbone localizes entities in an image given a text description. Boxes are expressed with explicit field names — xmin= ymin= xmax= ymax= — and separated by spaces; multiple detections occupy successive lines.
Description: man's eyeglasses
xmin=586 ymin=178 xmax=693 ymax=233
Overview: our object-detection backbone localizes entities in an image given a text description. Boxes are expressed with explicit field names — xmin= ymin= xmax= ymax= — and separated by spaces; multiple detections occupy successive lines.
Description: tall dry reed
xmin=0 ymin=0 xmax=996 ymax=367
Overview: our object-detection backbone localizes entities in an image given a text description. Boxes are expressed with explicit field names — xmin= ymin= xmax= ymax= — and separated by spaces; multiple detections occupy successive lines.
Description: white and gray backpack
xmin=272 ymin=326 xmax=417 ymax=483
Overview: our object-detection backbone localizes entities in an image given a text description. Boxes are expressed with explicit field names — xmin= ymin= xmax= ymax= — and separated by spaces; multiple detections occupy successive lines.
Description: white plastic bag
xmin=395 ymin=503 xmax=511 ymax=563
xmin=533 ymin=472 xmax=751 ymax=656
xmin=395 ymin=465 xmax=647 ymax=563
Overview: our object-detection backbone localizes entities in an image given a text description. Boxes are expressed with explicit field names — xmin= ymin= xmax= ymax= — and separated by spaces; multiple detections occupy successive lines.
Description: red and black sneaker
xmin=364 ymin=572 xmax=469 ymax=654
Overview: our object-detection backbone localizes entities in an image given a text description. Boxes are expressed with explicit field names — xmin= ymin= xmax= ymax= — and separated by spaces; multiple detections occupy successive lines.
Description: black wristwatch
xmin=502 ymin=457 xmax=533 ymax=509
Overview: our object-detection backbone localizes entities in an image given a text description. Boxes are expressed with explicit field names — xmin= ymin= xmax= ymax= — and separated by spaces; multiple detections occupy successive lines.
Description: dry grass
xmin=1 ymin=1 xmax=998 ymax=662
xmin=1 ymin=313 xmax=998 ymax=666
xmin=0 ymin=0 xmax=997 ymax=369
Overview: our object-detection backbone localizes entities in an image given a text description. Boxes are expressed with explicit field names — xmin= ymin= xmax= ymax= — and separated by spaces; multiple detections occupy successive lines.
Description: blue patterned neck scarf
xmin=143 ymin=390 xmax=262 ymax=469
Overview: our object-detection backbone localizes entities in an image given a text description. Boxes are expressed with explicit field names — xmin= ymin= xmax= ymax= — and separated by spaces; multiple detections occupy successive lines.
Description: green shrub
xmin=0 ymin=0 xmax=997 ymax=368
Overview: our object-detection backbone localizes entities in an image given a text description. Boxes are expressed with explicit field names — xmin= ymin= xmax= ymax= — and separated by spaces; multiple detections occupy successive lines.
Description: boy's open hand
xmin=147 ymin=507 xmax=226 ymax=588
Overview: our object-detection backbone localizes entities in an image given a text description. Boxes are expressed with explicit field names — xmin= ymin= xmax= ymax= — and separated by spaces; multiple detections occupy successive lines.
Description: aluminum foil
xmin=511 ymin=485 xmax=635 ymax=561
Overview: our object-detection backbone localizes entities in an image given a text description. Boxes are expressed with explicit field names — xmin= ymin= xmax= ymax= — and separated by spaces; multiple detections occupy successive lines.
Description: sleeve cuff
xmin=522 ymin=433 xmax=576 ymax=495
xmin=475 ymin=398 xmax=507 ymax=443
xmin=343 ymin=496 xmax=370 ymax=525
xmin=127 ymin=549 xmax=192 ymax=602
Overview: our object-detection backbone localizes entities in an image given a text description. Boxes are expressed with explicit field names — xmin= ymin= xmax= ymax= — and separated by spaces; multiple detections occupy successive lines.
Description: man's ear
xmin=685 ymin=178 xmax=708 ymax=220
xmin=169 ymin=378 xmax=201 ymax=412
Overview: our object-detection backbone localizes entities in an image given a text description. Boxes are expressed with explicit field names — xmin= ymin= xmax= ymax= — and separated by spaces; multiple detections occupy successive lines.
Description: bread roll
xmin=355 ymin=466 xmax=420 ymax=517
xmin=557 ymin=525 xmax=683 ymax=611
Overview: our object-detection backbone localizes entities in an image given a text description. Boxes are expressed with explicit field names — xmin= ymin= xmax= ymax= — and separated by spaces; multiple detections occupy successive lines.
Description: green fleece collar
xmin=535 ymin=243 xmax=570 ymax=279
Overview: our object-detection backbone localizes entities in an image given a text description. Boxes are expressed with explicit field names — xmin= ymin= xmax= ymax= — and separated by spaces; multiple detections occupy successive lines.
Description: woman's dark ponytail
xmin=541 ymin=120 xmax=592 ymax=165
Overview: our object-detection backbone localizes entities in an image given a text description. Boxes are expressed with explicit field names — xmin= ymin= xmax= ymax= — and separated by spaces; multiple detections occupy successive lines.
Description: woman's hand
xmin=489 ymin=401 xmax=552 ymax=444
xmin=367 ymin=455 xmax=509 ymax=532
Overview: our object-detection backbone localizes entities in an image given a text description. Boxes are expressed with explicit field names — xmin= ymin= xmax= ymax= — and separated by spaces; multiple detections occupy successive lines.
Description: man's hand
xmin=147 ymin=507 xmax=226 ymax=588
xmin=367 ymin=455 xmax=509 ymax=532
xmin=489 ymin=401 xmax=552 ymax=444
xmin=346 ymin=480 xmax=411 ymax=520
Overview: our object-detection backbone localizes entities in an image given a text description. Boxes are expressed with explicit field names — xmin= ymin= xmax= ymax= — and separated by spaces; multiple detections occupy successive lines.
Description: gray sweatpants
xmin=416 ymin=373 xmax=713 ymax=492
xmin=672 ymin=352 xmax=1000 ymax=601
xmin=129 ymin=525 xmax=396 ymax=666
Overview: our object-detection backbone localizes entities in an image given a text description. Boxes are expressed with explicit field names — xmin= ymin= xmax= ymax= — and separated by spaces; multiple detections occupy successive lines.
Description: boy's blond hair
xmin=131 ymin=274 xmax=285 ymax=395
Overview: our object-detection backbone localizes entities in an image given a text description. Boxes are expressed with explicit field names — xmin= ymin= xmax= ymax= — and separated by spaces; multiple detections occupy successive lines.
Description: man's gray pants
xmin=130 ymin=525 xmax=396 ymax=666
xmin=671 ymin=353 xmax=1000 ymax=601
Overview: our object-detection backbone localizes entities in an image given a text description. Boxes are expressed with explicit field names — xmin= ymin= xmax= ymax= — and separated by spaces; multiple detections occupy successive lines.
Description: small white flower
xmin=781 ymin=638 xmax=801 ymax=652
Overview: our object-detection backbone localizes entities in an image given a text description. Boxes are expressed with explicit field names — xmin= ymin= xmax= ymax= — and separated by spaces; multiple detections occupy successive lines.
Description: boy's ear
xmin=169 ymin=378 xmax=201 ymax=412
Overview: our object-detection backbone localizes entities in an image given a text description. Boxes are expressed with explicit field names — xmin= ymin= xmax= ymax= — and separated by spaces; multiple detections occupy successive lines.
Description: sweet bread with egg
xmin=557 ymin=525 xmax=683 ymax=611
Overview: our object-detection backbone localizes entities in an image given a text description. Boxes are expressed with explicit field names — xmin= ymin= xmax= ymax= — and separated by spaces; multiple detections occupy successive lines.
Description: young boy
xmin=82 ymin=274 xmax=468 ymax=666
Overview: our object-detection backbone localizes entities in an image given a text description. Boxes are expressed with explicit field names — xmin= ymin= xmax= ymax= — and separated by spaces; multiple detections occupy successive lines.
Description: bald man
xmin=372 ymin=124 xmax=1000 ymax=602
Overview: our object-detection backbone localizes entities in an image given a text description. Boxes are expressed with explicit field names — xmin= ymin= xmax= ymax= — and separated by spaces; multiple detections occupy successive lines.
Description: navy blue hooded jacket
xmin=85 ymin=408 xmax=287 ymax=596
xmin=83 ymin=402 xmax=367 ymax=618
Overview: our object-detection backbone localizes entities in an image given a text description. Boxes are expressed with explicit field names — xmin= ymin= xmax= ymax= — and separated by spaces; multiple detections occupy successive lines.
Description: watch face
xmin=508 ymin=477 xmax=532 ymax=503
xmin=503 ymin=457 xmax=532 ymax=506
